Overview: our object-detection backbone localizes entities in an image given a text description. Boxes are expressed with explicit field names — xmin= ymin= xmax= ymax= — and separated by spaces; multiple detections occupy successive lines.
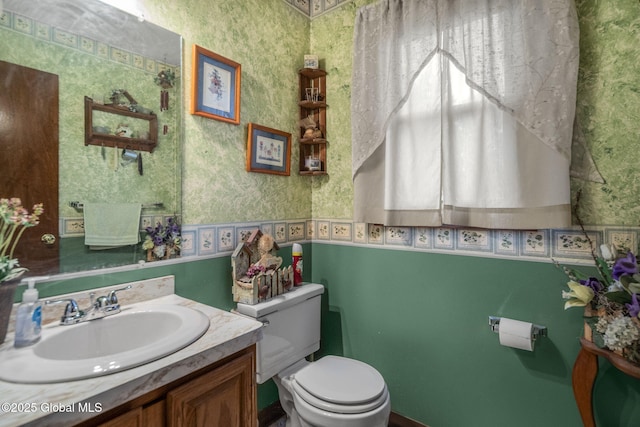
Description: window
xmin=352 ymin=0 xmax=579 ymax=229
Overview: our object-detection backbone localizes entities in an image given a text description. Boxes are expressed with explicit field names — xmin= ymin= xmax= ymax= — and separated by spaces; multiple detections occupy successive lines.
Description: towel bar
xmin=69 ymin=201 xmax=164 ymax=211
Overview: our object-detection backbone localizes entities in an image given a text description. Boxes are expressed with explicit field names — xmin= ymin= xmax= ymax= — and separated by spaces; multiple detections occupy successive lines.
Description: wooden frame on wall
xmin=191 ymin=44 xmax=241 ymax=124
xmin=246 ymin=123 xmax=291 ymax=176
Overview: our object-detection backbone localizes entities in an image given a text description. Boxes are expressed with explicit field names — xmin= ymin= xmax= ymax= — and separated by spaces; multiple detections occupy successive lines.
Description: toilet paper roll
xmin=498 ymin=318 xmax=534 ymax=351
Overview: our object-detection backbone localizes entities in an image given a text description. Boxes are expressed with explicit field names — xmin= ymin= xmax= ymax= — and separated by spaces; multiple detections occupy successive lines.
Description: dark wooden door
xmin=0 ymin=60 xmax=59 ymax=276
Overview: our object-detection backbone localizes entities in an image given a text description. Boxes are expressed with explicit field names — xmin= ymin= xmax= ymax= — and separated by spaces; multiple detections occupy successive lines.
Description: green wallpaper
xmin=146 ymin=0 xmax=313 ymax=225
xmin=573 ymin=0 xmax=640 ymax=225
xmin=308 ymin=0 xmax=640 ymax=226
xmin=309 ymin=0 xmax=364 ymax=219
xmin=1 ymin=0 xmax=312 ymax=226
xmin=0 ymin=26 xmax=181 ymax=218
xmin=7 ymin=0 xmax=637 ymax=228
xmin=5 ymin=0 xmax=640 ymax=229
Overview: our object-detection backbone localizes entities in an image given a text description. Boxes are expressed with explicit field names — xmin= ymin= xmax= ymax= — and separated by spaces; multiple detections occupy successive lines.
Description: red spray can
xmin=292 ymin=243 xmax=303 ymax=286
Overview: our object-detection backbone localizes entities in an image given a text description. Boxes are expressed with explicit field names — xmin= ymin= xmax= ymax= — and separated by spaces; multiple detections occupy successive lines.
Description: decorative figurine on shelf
xmin=109 ymin=89 xmax=124 ymax=106
xmin=304 ymin=54 xmax=319 ymax=69
xmin=109 ymin=89 xmax=141 ymax=111
xmin=255 ymin=233 xmax=283 ymax=270
xmin=154 ymin=69 xmax=175 ymax=112
xmin=304 ymin=155 xmax=321 ymax=171
xmin=231 ymin=229 xmax=293 ymax=304
xmin=115 ymin=124 xmax=133 ymax=138
xmin=298 ymin=115 xmax=322 ymax=140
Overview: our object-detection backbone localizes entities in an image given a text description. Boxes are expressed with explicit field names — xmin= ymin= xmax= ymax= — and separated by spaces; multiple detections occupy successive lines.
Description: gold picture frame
xmin=191 ymin=44 xmax=241 ymax=124
xmin=246 ymin=123 xmax=291 ymax=176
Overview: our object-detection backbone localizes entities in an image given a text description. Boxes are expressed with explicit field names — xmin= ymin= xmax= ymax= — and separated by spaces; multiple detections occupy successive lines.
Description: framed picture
xmin=191 ymin=44 xmax=241 ymax=124
xmin=246 ymin=123 xmax=291 ymax=176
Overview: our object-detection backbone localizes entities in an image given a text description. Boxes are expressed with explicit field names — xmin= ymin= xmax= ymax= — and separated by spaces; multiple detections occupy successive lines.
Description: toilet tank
xmin=236 ymin=283 xmax=325 ymax=384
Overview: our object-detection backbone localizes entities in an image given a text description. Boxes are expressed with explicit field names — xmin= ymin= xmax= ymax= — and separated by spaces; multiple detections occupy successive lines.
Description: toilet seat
xmin=291 ymin=356 xmax=388 ymax=414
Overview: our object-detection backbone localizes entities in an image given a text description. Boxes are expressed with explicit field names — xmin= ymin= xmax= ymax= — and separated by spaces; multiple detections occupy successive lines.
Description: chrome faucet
xmin=45 ymin=285 xmax=132 ymax=325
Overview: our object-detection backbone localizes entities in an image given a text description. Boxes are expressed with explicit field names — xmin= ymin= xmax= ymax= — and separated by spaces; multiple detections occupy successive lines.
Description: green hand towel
xmin=84 ymin=203 xmax=141 ymax=249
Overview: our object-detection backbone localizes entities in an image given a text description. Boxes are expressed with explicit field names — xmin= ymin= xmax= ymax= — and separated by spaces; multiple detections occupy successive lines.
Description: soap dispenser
xmin=14 ymin=279 xmax=42 ymax=348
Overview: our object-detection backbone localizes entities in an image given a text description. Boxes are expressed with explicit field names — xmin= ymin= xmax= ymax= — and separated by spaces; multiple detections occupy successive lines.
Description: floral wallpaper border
xmin=180 ymin=220 xmax=309 ymax=256
xmin=59 ymin=214 xmax=639 ymax=265
xmin=282 ymin=0 xmax=353 ymax=19
xmin=0 ymin=9 xmax=178 ymax=77
xmin=51 ymin=217 xmax=627 ymax=266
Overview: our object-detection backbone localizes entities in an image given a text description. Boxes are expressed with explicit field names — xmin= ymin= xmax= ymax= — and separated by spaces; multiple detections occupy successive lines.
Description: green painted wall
xmin=311 ymin=243 xmax=640 ymax=427
xmin=25 ymin=243 xmax=640 ymax=426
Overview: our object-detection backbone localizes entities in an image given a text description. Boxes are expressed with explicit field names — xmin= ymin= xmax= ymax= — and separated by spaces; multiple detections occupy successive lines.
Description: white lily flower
xmin=562 ymin=280 xmax=594 ymax=309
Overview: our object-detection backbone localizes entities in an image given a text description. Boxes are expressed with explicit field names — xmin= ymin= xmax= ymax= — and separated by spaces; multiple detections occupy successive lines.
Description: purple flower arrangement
xmin=559 ymin=246 xmax=640 ymax=362
xmin=245 ymin=264 xmax=266 ymax=278
xmin=142 ymin=216 xmax=181 ymax=260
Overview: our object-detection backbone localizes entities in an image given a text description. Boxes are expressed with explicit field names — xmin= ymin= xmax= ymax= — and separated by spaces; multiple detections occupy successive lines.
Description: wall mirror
xmin=0 ymin=0 xmax=182 ymax=280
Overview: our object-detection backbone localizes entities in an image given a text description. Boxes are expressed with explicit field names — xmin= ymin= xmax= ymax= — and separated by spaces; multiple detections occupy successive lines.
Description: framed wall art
xmin=191 ymin=44 xmax=241 ymax=124
xmin=246 ymin=123 xmax=291 ymax=176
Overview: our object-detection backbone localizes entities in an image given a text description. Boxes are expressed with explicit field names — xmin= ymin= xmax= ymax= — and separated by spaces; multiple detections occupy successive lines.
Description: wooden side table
xmin=572 ymin=337 xmax=640 ymax=427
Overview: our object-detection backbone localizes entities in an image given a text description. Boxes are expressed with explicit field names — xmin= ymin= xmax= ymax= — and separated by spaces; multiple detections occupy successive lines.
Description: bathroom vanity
xmin=0 ymin=277 xmax=263 ymax=427
xmin=77 ymin=345 xmax=257 ymax=427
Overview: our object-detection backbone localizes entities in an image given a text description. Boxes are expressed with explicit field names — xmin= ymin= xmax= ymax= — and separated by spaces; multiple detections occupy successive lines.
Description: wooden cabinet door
xmin=142 ymin=400 xmax=166 ymax=427
xmin=167 ymin=349 xmax=256 ymax=427
xmin=97 ymin=408 xmax=143 ymax=427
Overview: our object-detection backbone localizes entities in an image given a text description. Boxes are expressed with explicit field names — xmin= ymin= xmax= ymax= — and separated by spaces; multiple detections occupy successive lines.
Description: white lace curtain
xmin=351 ymin=0 xmax=582 ymax=229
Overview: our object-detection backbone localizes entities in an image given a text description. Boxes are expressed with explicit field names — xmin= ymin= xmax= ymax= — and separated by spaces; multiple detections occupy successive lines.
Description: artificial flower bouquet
xmin=0 ymin=198 xmax=43 ymax=283
xmin=142 ymin=216 xmax=181 ymax=261
xmin=560 ymin=245 xmax=640 ymax=363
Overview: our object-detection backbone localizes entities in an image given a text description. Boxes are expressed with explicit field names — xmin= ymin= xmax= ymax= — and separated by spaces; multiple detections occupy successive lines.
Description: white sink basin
xmin=0 ymin=304 xmax=210 ymax=384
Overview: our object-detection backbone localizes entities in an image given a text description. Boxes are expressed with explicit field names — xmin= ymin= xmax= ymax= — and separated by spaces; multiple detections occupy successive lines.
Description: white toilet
xmin=236 ymin=283 xmax=390 ymax=427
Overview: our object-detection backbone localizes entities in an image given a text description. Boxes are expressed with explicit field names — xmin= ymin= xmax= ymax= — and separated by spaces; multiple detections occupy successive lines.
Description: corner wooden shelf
xmin=298 ymin=101 xmax=328 ymax=110
xmin=84 ymin=96 xmax=158 ymax=153
xmin=298 ymin=68 xmax=328 ymax=175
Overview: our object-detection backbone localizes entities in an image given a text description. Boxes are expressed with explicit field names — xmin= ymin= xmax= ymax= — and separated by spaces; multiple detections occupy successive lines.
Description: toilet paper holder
xmin=488 ymin=316 xmax=547 ymax=339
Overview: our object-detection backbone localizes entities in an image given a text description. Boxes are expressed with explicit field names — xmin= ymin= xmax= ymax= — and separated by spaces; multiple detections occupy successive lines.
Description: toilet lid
xmin=293 ymin=356 xmax=386 ymax=406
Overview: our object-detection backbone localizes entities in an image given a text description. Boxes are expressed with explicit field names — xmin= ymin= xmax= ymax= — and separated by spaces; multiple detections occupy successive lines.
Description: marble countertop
xmin=0 ymin=293 xmax=263 ymax=427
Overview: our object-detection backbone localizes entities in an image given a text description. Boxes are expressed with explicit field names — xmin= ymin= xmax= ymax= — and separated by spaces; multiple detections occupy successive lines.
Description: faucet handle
xmin=95 ymin=295 xmax=109 ymax=308
xmin=108 ymin=285 xmax=132 ymax=305
xmin=45 ymin=298 xmax=82 ymax=324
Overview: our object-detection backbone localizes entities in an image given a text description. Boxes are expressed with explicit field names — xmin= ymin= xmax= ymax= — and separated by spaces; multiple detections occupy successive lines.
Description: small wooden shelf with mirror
xmin=84 ymin=96 xmax=158 ymax=153
xmin=298 ymin=68 xmax=328 ymax=175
